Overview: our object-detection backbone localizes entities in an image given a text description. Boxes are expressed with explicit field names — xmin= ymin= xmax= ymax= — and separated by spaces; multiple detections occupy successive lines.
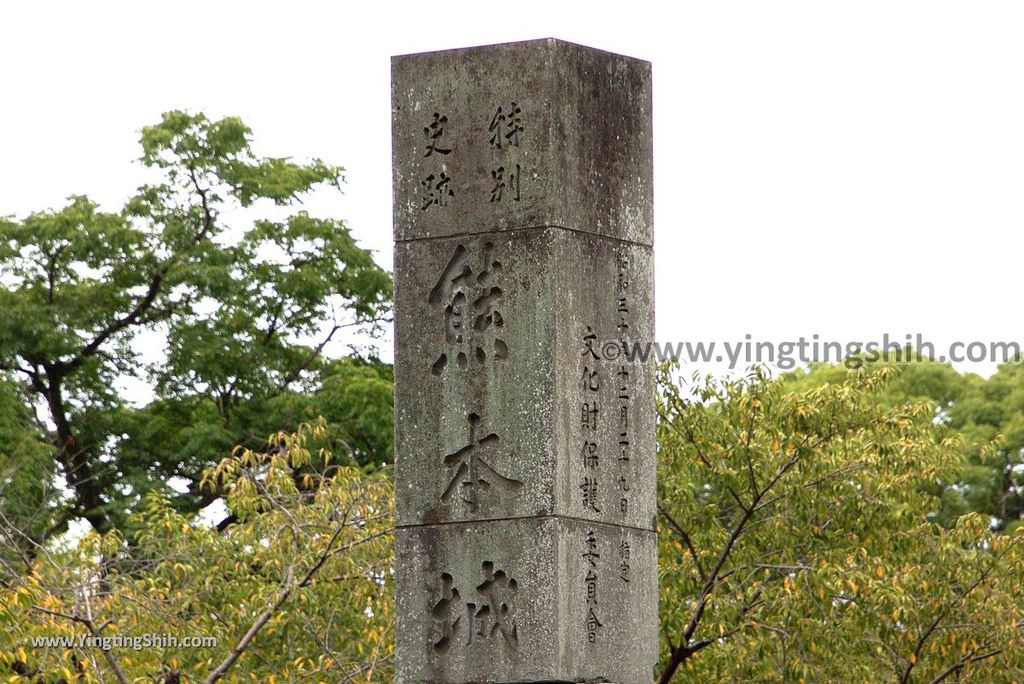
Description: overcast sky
xmin=3 ymin=1 xmax=1022 ymax=379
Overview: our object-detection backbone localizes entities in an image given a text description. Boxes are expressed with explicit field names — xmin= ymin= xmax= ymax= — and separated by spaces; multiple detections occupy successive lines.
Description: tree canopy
xmin=1 ymin=421 xmax=394 ymax=683
xmin=0 ymin=111 xmax=393 ymax=540
xmin=3 ymin=113 xmax=1024 ymax=683
xmin=656 ymin=363 xmax=1024 ymax=682
xmin=784 ymin=356 xmax=1024 ymax=530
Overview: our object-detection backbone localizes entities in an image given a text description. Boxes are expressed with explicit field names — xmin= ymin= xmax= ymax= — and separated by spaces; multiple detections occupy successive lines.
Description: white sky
xmin=2 ymin=1 xmax=1023 ymax=379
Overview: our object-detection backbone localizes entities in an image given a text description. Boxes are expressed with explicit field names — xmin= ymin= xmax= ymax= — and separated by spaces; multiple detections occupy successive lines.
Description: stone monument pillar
xmin=393 ymin=38 xmax=655 ymax=684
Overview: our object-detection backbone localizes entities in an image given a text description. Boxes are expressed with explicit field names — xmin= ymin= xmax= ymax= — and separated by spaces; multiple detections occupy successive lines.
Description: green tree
xmin=785 ymin=356 xmax=1024 ymax=530
xmin=656 ymin=364 xmax=1024 ymax=682
xmin=0 ymin=112 xmax=392 ymax=538
xmin=0 ymin=421 xmax=394 ymax=683
xmin=6 ymin=363 xmax=1024 ymax=683
xmin=0 ymin=376 xmax=55 ymax=563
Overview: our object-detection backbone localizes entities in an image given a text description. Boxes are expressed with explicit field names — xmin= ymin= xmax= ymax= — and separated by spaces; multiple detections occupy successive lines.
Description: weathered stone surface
xmin=394 ymin=229 xmax=655 ymax=531
xmin=393 ymin=39 xmax=655 ymax=684
xmin=392 ymin=38 xmax=653 ymax=245
xmin=395 ymin=518 xmax=657 ymax=684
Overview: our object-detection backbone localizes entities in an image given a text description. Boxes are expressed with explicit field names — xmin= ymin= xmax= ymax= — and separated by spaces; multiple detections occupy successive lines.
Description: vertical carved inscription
xmin=582 ymin=530 xmax=603 ymax=643
xmin=618 ymin=536 xmax=631 ymax=584
xmin=488 ymin=101 xmax=524 ymax=203
xmin=420 ymin=112 xmax=454 ymax=209
xmin=615 ymin=250 xmax=632 ymax=518
xmin=580 ymin=326 xmax=602 ymax=513
xmin=413 ymin=103 xmax=527 ymax=209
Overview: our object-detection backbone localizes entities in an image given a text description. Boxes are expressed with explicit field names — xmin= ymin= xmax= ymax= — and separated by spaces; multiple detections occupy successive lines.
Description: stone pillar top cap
xmin=392 ymin=37 xmax=651 ymax=67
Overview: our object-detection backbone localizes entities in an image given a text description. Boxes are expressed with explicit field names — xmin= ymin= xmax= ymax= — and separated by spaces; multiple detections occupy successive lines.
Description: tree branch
xmin=201 ymin=517 xmax=383 ymax=682
xmin=31 ymin=606 xmax=129 ymax=684
xmin=928 ymin=648 xmax=1002 ymax=684
xmin=658 ymin=501 xmax=707 ymax=582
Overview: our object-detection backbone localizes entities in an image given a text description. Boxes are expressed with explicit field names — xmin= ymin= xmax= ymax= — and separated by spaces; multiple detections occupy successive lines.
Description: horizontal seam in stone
xmin=396 ymin=514 xmax=655 ymax=534
xmin=395 ymin=224 xmax=653 ymax=249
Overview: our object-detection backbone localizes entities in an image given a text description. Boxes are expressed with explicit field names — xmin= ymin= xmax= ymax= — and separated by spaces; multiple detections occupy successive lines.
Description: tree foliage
xmin=785 ymin=357 xmax=1024 ymax=530
xmin=5 ymin=111 xmax=1024 ymax=682
xmin=0 ymin=377 xmax=55 ymax=565
xmin=656 ymin=364 xmax=1024 ymax=682
xmin=0 ymin=421 xmax=393 ymax=683
xmin=0 ymin=111 xmax=393 ymax=538
xmin=4 ymin=361 xmax=1024 ymax=682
